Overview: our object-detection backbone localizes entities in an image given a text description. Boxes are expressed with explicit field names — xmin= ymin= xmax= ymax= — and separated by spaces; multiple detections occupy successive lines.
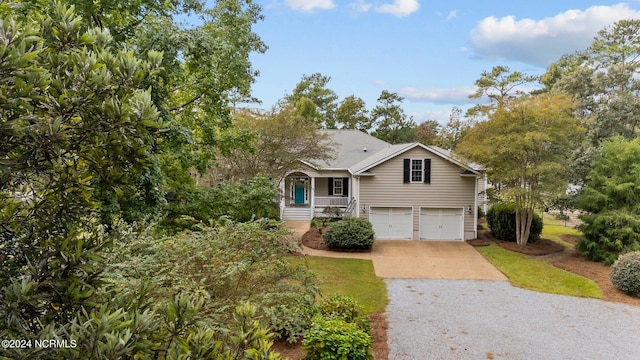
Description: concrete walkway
xmin=285 ymin=222 xmax=506 ymax=281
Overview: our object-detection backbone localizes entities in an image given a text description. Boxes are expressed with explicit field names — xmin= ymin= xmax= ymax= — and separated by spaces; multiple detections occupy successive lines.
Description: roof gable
xmin=351 ymin=142 xmax=481 ymax=175
xmin=310 ymin=130 xmax=480 ymax=175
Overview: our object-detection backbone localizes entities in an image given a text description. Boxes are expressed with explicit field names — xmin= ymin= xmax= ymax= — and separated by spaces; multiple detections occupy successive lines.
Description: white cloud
xmin=375 ymin=0 xmax=420 ymax=18
xmin=350 ymin=0 xmax=372 ymax=13
xmin=469 ymin=4 xmax=640 ymax=67
xmin=285 ymin=0 xmax=335 ymax=12
xmin=447 ymin=10 xmax=458 ymax=21
xmin=398 ymin=86 xmax=476 ymax=105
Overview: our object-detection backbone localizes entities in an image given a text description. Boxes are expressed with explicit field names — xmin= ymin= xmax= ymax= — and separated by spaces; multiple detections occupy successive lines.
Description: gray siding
xmin=359 ymin=147 xmax=478 ymax=239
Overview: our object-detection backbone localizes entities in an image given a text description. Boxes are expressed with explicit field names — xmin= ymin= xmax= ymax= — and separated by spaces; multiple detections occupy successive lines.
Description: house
xmin=280 ymin=130 xmax=487 ymax=241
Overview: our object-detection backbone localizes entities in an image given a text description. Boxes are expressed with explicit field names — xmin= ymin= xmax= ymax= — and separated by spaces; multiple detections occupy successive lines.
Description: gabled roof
xmin=306 ymin=129 xmax=481 ymax=175
xmin=311 ymin=130 xmax=391 ymax=169
xmin=350 ymin=142 xmax=481 ymax=175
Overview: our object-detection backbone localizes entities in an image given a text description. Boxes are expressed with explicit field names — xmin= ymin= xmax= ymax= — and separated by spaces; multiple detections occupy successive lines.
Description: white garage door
xmin=420 ymin=208 xmax=463 ymax=240
xmin=369 ymin=207 xmax=413 ymax=240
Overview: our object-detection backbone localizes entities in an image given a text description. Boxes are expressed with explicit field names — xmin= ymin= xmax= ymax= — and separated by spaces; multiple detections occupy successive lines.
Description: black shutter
xmin=424 ymin=159 xmax=431 ymax=184
xmin=403 ymin=159 xmax=410 ymax=183
xmin=343 ymin=177 xmax=349 ymax=197
xmin=328 ymin=177 xmax=334 ymax=195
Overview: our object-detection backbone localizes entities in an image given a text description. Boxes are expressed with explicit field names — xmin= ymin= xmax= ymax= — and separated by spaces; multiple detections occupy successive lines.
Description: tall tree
xmin=217 ymin=106 xmax=335 ymax=182
xmin=550 ymin=22 xmax=640 ymax=136
xmin=435 ymin=107 xmax=474 ymax=150
xmin=335 ymin=95 xmax=372 ymax=131
xmin=415 ymin=120 xmax=440 ymax=146
xmin=370 ymin=90 xmax=416 ymax=144
xmin=467 ymin=65 xmax=538 ymax=118
xmin=542 ymin=20 xmax=640 ymax=183
xmin=0 ymin=1 xmax=162 ymax=338
xmin=457 ymin=93 xmax=583 ymax=246
xmin=575 ymin=137 xmax=640 ymax=264
xmin=285 ymin=72 xmax=338 ymax=128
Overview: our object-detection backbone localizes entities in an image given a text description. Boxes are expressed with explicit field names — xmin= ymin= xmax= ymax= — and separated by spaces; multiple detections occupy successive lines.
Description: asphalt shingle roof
xmin=310 ymin=129 xmax=481 ymax=174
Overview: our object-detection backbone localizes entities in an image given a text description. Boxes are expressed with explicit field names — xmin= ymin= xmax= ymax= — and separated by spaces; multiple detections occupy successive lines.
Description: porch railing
xmin=314 ymin=197 xmax=349 ymax=206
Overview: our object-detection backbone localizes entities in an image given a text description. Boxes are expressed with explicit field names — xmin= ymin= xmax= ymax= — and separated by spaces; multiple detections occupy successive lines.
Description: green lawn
xmin=542 ymin=215 xmax=582 ymax=248
xmin=289 ymin=256 xmax=387 ymax=314
xmin=477 ymin=215 xmax=601 ymax=298
xmin=475 ymin=244 xmax=602 ymax=298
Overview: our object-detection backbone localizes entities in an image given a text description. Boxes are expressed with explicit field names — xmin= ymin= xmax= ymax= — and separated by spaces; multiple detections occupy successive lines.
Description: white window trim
xmin=410 ymin=159 xmax=423 ymax=183
xmin=333 ymin=178 xmax=343 ymax=196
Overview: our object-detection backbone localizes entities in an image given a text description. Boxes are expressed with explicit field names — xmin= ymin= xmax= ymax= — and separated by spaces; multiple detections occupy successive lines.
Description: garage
xmin=369 ymin=207 xmax=413 ymax=240
xmin=419 ymin=208 xmax=463 ymax=240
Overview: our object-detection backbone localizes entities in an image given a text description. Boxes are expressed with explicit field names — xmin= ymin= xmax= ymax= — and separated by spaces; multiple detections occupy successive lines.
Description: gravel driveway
xmin=386 ymin=279 xmax=640 ymax=360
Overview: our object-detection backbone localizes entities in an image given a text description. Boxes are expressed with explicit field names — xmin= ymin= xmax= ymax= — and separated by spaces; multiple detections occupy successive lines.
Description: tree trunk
xmin=516 ymin=206 xmax=535 ymax=246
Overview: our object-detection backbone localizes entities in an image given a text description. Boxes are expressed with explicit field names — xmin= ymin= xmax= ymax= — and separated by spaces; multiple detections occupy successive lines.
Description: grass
xmin=289 ymin=256 xmax=387 ymax=314
xmin=475 ymin=244 xmax=602 ymax=298
xmin=542 ymin=215 xmax=582 ymax=248
xmin=477 ymin=215 xmax=602 ymax=299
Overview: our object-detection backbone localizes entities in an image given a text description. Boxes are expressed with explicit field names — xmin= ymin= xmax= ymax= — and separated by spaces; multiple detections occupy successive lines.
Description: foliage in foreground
xmin=610 ymin=251 xmax=640 ymax=297
xmin=576 ymin=137 xmax=640 ymax=265
xmin=162 ymin=175 xmax=280 ymax=231
xmin=303 ymin=295 xmax=372 ymax=360
xmin=487 ymin=203 xmax=542 ymax=243
xmin=108 ymin=221 xmax=319 ymax=344
xmin=323 ymin=217 xmax=375 ymax=250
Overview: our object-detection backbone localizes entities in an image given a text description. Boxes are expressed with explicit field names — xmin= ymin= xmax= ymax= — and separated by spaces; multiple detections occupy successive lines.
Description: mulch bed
xmin=301 ymin=227 xmax=328 ymax=250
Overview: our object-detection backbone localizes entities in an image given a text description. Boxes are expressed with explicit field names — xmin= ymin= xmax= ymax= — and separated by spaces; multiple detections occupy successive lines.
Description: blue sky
xmin=239 ymin=1 xmax=640 ymax=124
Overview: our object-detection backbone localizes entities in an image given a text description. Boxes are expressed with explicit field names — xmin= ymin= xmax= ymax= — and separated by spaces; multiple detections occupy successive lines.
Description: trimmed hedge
xmin=610 ymin=251 xmax=640 ymax=297
xmin=486 ymin=203 xmax=542 ymax=243
xmin=323 ymin=217 xmax=375 ymax=250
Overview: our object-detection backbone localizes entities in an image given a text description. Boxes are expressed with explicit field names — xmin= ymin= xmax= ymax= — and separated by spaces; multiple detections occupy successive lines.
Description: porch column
xmin=354 ymin=176 xmax=360 ymax=217
xmin=473 ymin=175 xmax=479 ymax=239
xmin=310 ymin=177 xmax=315 ymax=219
xmin=279 ymin=178 xmax=285 ymax=219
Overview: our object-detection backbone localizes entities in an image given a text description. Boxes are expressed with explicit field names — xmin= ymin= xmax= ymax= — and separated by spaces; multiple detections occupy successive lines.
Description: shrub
xmin=303 ymin=317 xmax=372 ymax=360
xmin=576 ymin=210 xmax=640 ymax=265
xmin=486 ymin=203 xmax=542 ymax=243
xmin=316 ymin=295 xmax=370 ymax=334
xmin=323 ymin=217 xmax=375 ymax=250
xmin=610 ymin=251 xmax=640 ymax=297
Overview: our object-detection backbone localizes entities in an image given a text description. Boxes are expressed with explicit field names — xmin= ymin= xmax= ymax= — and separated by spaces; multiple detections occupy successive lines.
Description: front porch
xmin=281 ymin=173 xmax=357 ymax=221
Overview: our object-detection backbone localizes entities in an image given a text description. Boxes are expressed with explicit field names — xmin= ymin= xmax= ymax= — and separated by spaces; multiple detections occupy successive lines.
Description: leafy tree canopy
xmin=284 ymin=72 xmax=338 ymax=128
xmin=370 ymin=90 xmax=416 ymax=144
xmin=457 ymin=93 xmax=583 ymax=245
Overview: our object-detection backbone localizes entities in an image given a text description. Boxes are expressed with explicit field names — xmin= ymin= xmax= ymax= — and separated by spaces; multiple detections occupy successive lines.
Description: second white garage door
xmin=420 ymin=208 xmax=463 ymax=240
xmin=370 ymin=207 xmax=413 ymax=240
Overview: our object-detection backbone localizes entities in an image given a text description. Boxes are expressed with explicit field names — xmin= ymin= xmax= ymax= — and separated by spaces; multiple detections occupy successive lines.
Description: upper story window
xmin=403 ymin=158 xmax=431 ymax=184
xmin=411 ymin=159 xmax=423 ymax=182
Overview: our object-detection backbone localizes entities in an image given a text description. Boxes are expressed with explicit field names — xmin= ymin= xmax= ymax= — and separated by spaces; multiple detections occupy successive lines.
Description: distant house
xmin=280 ymin=130 xmax=487 ymax=240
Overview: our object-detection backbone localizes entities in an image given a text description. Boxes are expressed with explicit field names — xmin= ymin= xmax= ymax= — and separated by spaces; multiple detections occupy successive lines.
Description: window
xmin=333 ymin=178 xmax=343 ymax=195
xmin=403 ymin=158 xmax=431 ymax=184
xmin=411 ymin=159 xmax=423 ymax=182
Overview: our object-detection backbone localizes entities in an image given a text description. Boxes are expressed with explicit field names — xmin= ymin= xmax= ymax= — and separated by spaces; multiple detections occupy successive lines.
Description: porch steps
xmin=281 ymin=207 xmax=313 ymax=221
